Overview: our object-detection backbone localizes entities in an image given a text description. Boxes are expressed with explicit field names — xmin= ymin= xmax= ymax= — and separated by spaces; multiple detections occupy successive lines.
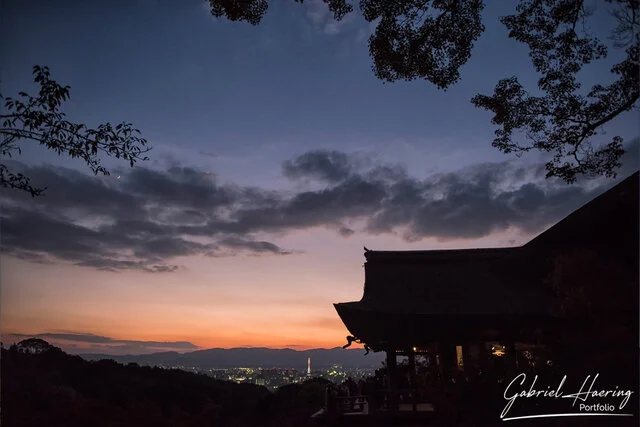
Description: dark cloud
xmin=215 ymin=175 xmax=387 ymax=235
xmin=283 ymin=150 xmax=353 ymax=183
xmin=370 ymin=165 xmax=594 ymax=241
xmin=0 ymin=204 xmax=190 ymax=272
xmin=338 ymin=226 xmax=355 ymax=237
xmin=75 ymin=258 xmax=181 ymax=273
xmin=217 ymin=237 xmax=294 ymax=254
xmin=124 ymin=166 xmax=238 ymax=210
xmin=9 ymin=332 xmax=199 ymax=354
xmin=6 ymin=248 xmax=54 ymax=265
xmin=0 ymin=161 xmax=293 ymax=272
xmin=2 ymin=139 xmax=637 ymax=272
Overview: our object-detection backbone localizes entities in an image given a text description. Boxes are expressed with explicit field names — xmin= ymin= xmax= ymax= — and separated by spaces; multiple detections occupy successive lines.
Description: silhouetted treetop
xmin=1 ymin=65 xmax=150 ymax=197
xmin=363 ymin=0 xmax=484 ymax=89
xmin=471 ymin=0 xmax=639 ymax=183
xmin=12 ymin=338 xmax=61 ymax=354
xmin=207 ymin=0 xmax=640 ymax=183
xmin=209 ymin=0 xmax=352 ymax=24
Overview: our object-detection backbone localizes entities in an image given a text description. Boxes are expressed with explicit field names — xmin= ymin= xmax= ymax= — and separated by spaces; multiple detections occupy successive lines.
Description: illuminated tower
xmin=307 ymin=357 xmax=311 ymax=376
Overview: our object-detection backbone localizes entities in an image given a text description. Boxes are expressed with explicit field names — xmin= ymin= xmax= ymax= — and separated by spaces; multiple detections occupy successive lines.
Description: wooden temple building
xmin=324 ymin=171 xmax=639 ymax=423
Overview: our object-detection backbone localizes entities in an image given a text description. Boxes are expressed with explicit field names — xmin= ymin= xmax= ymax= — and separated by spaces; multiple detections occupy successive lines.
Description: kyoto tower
xmin=307 ymin=357 xmax=311 ymax=376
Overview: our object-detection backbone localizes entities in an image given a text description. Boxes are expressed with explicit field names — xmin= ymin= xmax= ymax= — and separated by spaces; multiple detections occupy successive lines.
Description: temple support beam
xmin=441 ymin=342 xmax=458 ymax=380
xmin=505 ymin=342 xmax=518 ymax=374
xmin=386 ymin=349 xmax=397 ymax=411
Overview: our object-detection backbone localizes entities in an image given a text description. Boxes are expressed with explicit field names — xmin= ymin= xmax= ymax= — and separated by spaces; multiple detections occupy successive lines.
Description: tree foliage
xmin=2 ymin=341 xmax=326 ymax=427
xmin=12 ymin=338 xmax=63 ymax=355
xmin=1 ymin=66 xmax=150 ymax=197
xmin=208 ymin=0 xmax=639 ymax=183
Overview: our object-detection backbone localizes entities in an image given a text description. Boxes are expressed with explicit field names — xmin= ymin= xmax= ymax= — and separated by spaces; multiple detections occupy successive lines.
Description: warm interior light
xmin=491 ymin=344 xmax=506 ymax=357
xmin=456 ymin=345 xmax=464 ymax=369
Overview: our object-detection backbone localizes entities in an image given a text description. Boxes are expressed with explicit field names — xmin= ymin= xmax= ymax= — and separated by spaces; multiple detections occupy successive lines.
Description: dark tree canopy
xmin=208 ymin=0 xmax=639 ymax=183
xmin=12 ymin=338 xmax=62 ymax=354
xmin=1 ymin=66 xmax=150 ymax=196
xmin=2 ymin=342 xmax=327 ymax=427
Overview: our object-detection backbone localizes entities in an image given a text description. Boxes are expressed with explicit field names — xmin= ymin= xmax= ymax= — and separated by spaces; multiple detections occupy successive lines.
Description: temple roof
xmin=524 ymin=171 xmax=639 ymax=263
xmin=335 ymin=171 xmax=639 ymax=346
xmin=358 ymin=245 xmax=542 ymax=316
xmin=363 ymin=246 xmax=516 ymax=261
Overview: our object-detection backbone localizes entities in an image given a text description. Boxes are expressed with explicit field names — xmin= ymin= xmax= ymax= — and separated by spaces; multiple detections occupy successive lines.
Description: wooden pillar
xmin=462 ymin=343 xmax=474 ymax=377
xmin=505 ymin=342 xmax=518 ymax=374
xmin=463 ymin=342 xmax=483 ymax=378
xmin=441 ymin=342 xmax=457 ymax=380
xmin=386 ymin=349 xmax=397 ymax=411
xmin=435 ymin=344 xmax=443 ymax=379
xmin=456 ymin=344 xmax=464 ymax=372
xmin=408 ymin=350 xmax=417 ymax=412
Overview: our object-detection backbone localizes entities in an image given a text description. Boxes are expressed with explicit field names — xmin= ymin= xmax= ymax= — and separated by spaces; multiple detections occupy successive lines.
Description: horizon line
xmin=74 ymin=345 xmax=366 ymax=354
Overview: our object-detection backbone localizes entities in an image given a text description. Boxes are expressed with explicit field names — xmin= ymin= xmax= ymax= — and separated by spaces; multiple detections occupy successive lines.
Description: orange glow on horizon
xmin=2 ymin=228 xmax=531 ymax=355
xmin=3 ymin=328 xmax=359 ymax=353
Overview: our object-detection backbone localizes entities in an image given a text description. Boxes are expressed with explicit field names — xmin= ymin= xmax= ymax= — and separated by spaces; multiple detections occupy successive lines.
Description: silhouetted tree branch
xmin=1 ymin=65 xmax=151 ymax=197
xmin=207 ymin=0 xmax=640 ymax=183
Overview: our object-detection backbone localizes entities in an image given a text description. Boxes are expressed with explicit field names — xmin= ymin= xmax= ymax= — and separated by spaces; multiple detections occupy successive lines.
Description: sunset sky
xmin=1 ymin=0 xmax=638 ymax=355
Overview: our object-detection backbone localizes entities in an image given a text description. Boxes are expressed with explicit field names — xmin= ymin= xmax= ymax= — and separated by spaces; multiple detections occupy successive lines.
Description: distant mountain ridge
xmin=79 ymin=346 xmax=384 ymax=369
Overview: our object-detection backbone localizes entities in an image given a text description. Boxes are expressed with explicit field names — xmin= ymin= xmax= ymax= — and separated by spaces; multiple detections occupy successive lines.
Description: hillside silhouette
xmin=80 ymin=346 xmax=384 ymax=369
xmin=2 ymin=340 xmax=329 ymax=427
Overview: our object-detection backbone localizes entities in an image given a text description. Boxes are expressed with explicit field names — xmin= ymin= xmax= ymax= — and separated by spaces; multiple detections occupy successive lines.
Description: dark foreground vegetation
xmin=2 ymin=339 xmax=326 ymax=427
xmin=3 ymin=335 xmax=638 ymax=427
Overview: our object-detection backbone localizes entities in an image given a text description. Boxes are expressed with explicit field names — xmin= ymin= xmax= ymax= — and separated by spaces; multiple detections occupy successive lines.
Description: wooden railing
xmin=333 ymin=395 xmax=370 ymax=415
xmin=325 ymin=387 xmax=435 ymax=416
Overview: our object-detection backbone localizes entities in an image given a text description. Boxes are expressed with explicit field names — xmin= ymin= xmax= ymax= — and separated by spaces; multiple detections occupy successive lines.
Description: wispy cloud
xmin=304 ymin=0 xmax=353 ymax=35
xmin=354 ymin=17 xmax=380 ymax=44
xmin=8 ymin=332 xmax=199 ymax=354
xmin=199 ymin=0 xmax=218 ymax=22
xmin=306 ymin=0 xmax=329 ymax=24
xmin=324 ymin=16 xmax=352 ymax=36
xmin=354 ymin=27 xmax=368 ymax=44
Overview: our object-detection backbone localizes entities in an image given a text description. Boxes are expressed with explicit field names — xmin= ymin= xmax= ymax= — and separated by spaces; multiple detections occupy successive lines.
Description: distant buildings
xmin=157 ymin=364 xmax=375 ymax=390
